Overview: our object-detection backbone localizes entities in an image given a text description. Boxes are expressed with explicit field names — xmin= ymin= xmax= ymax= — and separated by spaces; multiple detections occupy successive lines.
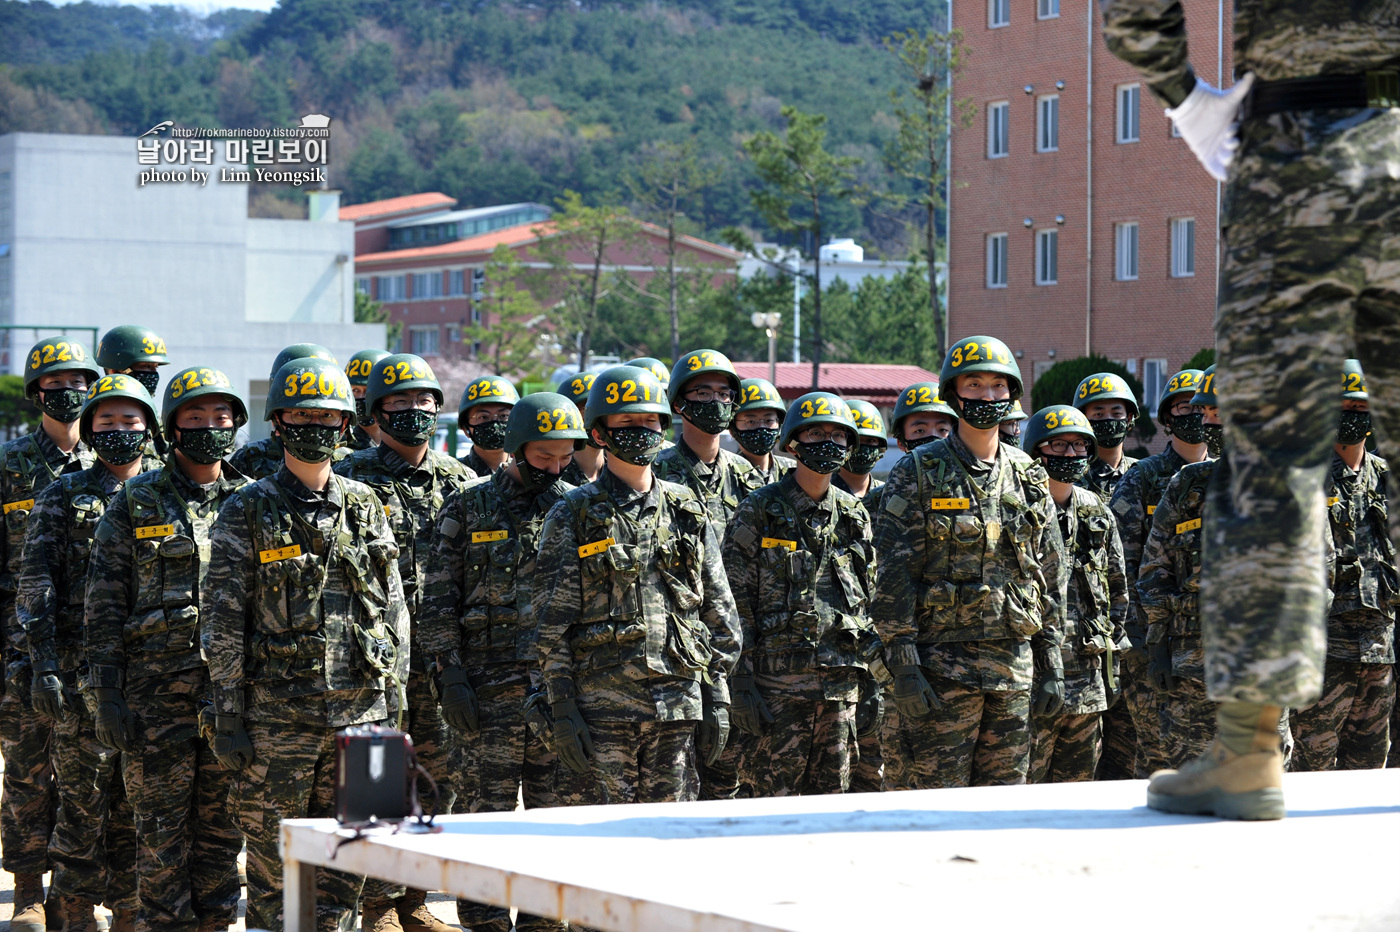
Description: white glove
xmin=1165 ymin=73 xmax=1256 ymax=181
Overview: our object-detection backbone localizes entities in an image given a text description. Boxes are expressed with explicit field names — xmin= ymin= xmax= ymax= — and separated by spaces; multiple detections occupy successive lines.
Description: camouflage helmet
xmin=1156 ymin=368 xmax=1205 ymax=425
xmin=1003 ymin=399 xmax=1029 ymax=422
xmin=345 ymin=349 xmax=391 ymax=387
xmin=558 ymin=371 xmax=599 ymax=410
xmin=736 ymin=378 xmax=786 ymax=416
xmin=584 ymin=365 xmax=671 ymax=435
xmin=24 ymin=336 xmax=101 ymax=399
xmin=270 ymin=343 xmax=337 ymax=381
xmin=891 ymin=381 xmax=958 ymax=438
xmin=458 ymin=375 xmax=520 ymax=418
xmin=779 ymin=391 xmax=858 ymax=451
xmin=96 ymin=325 xmax=169 ymax=370
xmin=1073 ymin=372 xmax=1139 ymax=418
xmin=161 ymin=366 xmax=248 ymax=437
xmin=79 ymin=373 xmax=160 ymax=448
xmin=1190 ymin=365 xmax=1218 ymax=407
xmin=265 ymin=357 xmax=354 ymax=420
xmin=846 ymin=399 xmax=887 ymax=442
xmin=669 ymin=349 xmax=741 ymax=402
xmin=939 ymin=335 xmax=1023 ymax=402
xmin=1021 ymin=405 xmax=1094 ymax=454
xmin=626 ymin=357 xmax=671 ymax=387
xmin=364 ymin=354 xmax=444 ymax=414
xmin=505 ymin=392 xmax=588 ymax=457
xmin=1342 ymin=358 xmax=1368 ymax=400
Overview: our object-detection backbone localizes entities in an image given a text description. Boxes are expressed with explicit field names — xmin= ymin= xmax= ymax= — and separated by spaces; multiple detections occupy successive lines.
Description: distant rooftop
xmin=339 ymin=192 xmax=457 ymax=222
xmin=730 ymin=361 xmax=939 ymax=404
xmin=388 ymin=202 xmax=551 ymax=230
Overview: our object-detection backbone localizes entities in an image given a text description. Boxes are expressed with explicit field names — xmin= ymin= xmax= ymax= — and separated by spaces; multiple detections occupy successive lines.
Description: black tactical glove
xmin=551 ymin=698 xmax=595 ymax=775
xmin=1032 ymin=671 xmax=1066 ymax=717
xmin=30 ymin=660 xmax=66 ymax=721
xmin=891 ymin=665 xmax=940 ymax=720
xmin=855 ymin=681 xmax=884 ymax=739
xmin=1123 ymin=625 xmax=1149 ymax=663
xmin=211 ymin=713 xmax=253 ymax=771
xmin=1147 ymin=638 xmax=1175 ymax=694
xmin=698 ymin=695 xmax=730 ymax=767
xmin=729 ymin=675 xmax=774 ymax=737
xmin=434 ymin=665 xmax=479 ymax=737
xmin=92 ymin=687 xmax=137 ymax=753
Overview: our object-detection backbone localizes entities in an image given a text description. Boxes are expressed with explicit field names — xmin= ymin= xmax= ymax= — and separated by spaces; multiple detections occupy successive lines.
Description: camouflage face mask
xmin=1090 ymin=417 xmax=1132 ymax=448
xmin=381 ymin=409 xmax=437 ymax=446
xmin=1172 ymin=411 xmax=1206 ymax=445
xmin=90 ymin=430 xmax=147 ymax=467
xmin=468 ymin=420 xmax=508 ymax=451
xmin=793 ymin=440 xmax=849 ymax=475
xmin=845 ymin=443 xmax=885 ymax=475
xmin=957 ymin=396 xmax=1014 ymax=430
xmin=127 ymin=370 xmax=161 ymax=396
xmin=1042 ymin=453 xmax=1091 ymax=484
xmin=354 ymin=397 xmax=376 ymax=428
xmin=1203 ymin=423 xmax=1224 ymax=457
xmin=1337 ymin=410 xmax=1371 ymax=446
xmin=41 ymin=388 xmax=86 ymax=423
xmin=904 ymin=433 xmax=939 ymax=451
xmin=278 ymin=420 xmax=341 ymax=464
xmin=735 ymin=427 xmax=779 ymax=457
xmin=519 ymin=460 xmax=558 ymax=491
xmin=681 ymin=400 xmax=735 ymax=435
xmin=604 ymin=426 xmax=667 ymax=466
xmin=176 ymin=426 xmax=236 ymax=465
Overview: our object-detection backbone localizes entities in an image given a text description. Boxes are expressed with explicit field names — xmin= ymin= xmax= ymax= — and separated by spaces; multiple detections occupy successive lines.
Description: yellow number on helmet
xmin=605 ymin=382 xmax=620 ymax=404
xmin=284 ymin=374 xmax=298 ymax=397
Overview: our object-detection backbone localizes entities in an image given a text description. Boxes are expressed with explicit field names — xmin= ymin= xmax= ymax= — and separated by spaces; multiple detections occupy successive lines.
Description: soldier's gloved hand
xmin=551 ymin=699 xmax=594 ymax=775
xmin=1164 ymin=73 xmax=1256 ymax=181
xmin=211 ymin=713 xmax=253 ymax=771
xmin=1032 ymin=672 xmax=1065 ymax=717
xmin=855 ymin=683 xmax=884 ymax=739
xmin=92 ymin=687 xmax=137 ymax=753
xmin=729 ymin=676 xmax=773 ymax=737
xmin=30 ymin=661 xmax=66 ymax=721
xmin=434 ymin=665 xmax=479 ymax=737
xmin=698 ymin=697 xmax=730 ymax=767
xmin=1147 ymin=639 xmax=1176 ymax=694
xmin=891 ymin=665 xmax=940 ymax=720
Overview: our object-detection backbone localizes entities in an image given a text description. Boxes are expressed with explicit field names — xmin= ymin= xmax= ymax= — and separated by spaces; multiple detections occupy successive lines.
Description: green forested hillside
xmin=0 ymin=0 xmax=945 ymax=254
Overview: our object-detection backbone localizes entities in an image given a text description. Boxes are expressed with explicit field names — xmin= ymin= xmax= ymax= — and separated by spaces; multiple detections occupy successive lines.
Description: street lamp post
xmin=751 ymin=312 xmax=782 ymax=385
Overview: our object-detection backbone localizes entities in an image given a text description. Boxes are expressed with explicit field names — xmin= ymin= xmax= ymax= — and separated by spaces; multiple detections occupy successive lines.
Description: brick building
xmin=948 ymin=0 xmax=1233 ymax=412
xmin=345 ymin=193 xmax=740 ymax=362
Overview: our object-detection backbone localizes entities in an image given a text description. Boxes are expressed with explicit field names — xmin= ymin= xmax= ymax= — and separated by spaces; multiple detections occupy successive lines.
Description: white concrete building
xmin=0 ymin=132 xmax=384 ymax=440
xmin=737 ymin=240 xmax=944 ymax=291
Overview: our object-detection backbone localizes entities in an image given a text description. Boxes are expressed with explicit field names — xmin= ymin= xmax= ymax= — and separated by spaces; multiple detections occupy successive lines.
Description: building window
xmin=449 ymin=270 xmax=466 ymax=296
xmin=412 ymin=272 xmax=443 ymax=300
xmin=1037 ymin=95 xmax=1059 ymax=152
xmin=986 ymin=233 xmax=1008 ymax=288
xmin=989 ymin=0 xmax=1009 ymax=28
xmin=409 ymin=325 xmax=440 ymax=357
xmin=354 ymin=277 xmax=370 ymax=295
xmin=379 ymin=275 xmax=406 ymax=301
xmin=471 ymin=268 xmax=486 ymax=300
xmin=1115 ymin=222 xmax=1139 ymax=281
xmin=1117 ymin=84 xmax=1140 ymax=143
xmin=1142 ymin=358 xmax=1169 ymax=412
xmin=1038 ymin=0 xmax=1059 ymax=18
xmin=1171 ymin=218 xmax=1196 ymax=277
xmin=471 ymin=305 xmax=483 ymax=325
xmin=1035 ymin=229 xmax=1058 ymax=285
xmin=987 ymin=101 xmax=1010 ymax=158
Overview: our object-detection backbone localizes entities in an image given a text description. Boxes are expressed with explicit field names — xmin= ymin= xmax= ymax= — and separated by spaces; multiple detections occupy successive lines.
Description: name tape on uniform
xmin=259 ymin=545 xmax=302 ymax=564
xmin=135 ymin=524 xmax=176 ymax=539
xmin=1176 ymin=518 xmax=1202 ymax=534
xmin=930 ymin=497 xmax=971 ymax=510
xmin=578 ymin=537 xmax=615 ymax=558
xmin=761 ymin=537 xmax=797 ymax=551
xmin=3 ymin=499 xmax=34 ymax=515
xmin=1146 ymin=505 xmax=1157 ymax=515
xmin=472 ymin=530 xmax=509 ymax=543
xmin=1327 ymin=496 xmax=1340 ymax=507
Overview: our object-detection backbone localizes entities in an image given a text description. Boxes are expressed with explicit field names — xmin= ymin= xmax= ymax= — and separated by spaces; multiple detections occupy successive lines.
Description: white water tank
xmin=819 ymin=238 xmax=863 ymax=263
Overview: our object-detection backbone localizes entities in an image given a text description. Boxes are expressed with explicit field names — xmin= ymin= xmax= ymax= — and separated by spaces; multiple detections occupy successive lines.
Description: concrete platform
xmin=282 ymin=769 xmax=1400 ymax=932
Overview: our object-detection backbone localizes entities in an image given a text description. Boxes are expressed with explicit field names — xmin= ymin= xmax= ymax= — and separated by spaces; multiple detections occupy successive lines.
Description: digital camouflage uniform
xmin=1292 ymin=452 xmax=1397 ymax=770
xmin=653 ymin=438 xmax=763 ymax=798
xmin=418 ymin=467 xmax=571 ymax=932
xmin=723 ymin=474 xmax=878 ymax=796
xmin=1103 ymin=0 xmax=1400 ymax=712
xmin=0 ymin=428 xmax=93 ymax=880
xmin=1108 ymin=446 xmax=1195 ymax=776
xmin=85 ymin=460 xmax=248 ymax=931
xmin=464 ymin=446 xmax=502 ymax=480
xmin=1080 ymin=454 xmax=1139 ymax=506
xmin=534 ymin=468 xmax=742 ymax=805
xmin=204 ymin=466 xmax=409 ymax=932
xmin=1029 ymin=486 xmax=1128 ymax=782
xmin=744 ymin=453 xmax=796 ymax=486
xmin=18 ymin=459 xmax=147 ymax=914
xmin=871 ymin=432 xmax=1067 ymax=788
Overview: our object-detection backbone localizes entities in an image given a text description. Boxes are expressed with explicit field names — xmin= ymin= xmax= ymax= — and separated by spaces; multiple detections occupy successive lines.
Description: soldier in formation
xmin=227 ymin=343 xmax=346 ymax=481
xmin=557 ymin=371 xmax=604 ymax=487
xmin=731 ymin=377 xmax=793 ymax=484
xmin=458 ymin=375 xmax=518 ymax=479
xmin=344 ymin=348 xmax=391 ymax=451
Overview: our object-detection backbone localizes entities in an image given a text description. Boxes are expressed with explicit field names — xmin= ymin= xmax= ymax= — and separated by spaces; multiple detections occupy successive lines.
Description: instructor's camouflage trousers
xmin=49 ymin=683 xmax=136 ymax=910
xmin=848 ymin=677 xmax=885 ymax=793
xmin=902 ymin=670 xmax=1031 ymax=789
xmin=565 ymin=719 xmax=698 ymax=806
xmin=0 ymin=670 xmax=55 ymax=875
xmin=1156 ymin=676 xmax=1215 ymax=771
xmin=1095 ymin=689 xmax=1137 ymax=780
xmin=1292 ymin=658 xmax=1394 ymax=771
xmin=746 ymin=672 xmax=856 ymax=797
xmin=124 ymin=669 xmax=241 ymax=931
xmin=1029 ymin=710 xmax=1102 ymax=783
xmin=233 ymin=720 xmax=368 ymax=932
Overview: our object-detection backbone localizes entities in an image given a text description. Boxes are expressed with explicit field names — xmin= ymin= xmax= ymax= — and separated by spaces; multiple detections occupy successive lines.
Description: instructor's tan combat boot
xmin=10 ymin=871 xmax=48 ymax=932
xmin=360 ymin=896 xmax=407 ymax=932
xmin=1146 ymin=701 xmax=1285 ymax=820
xmin=57 ymin=896 xmax=99 ymax=932
xmin=397 ymin=888 xmax=459 ymax=931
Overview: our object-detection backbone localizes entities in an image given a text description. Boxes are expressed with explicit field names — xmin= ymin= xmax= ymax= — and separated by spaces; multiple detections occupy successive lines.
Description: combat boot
xmin=57 ymin=896 xmax=99 ymax=932
xmin=397 ymin=888 xmax=459 ymax=931
xmin=1146 ymin=701 xmax=1285 ymax=820
xmin=10 ymin=872 xmax=48 ymax=932
xmin=360 ymin=895 xmax=406 ymax=932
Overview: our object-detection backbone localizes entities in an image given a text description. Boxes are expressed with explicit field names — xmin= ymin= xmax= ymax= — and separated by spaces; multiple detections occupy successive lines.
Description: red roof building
xmin=731 ymin=361 xmax=940 ymax=409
